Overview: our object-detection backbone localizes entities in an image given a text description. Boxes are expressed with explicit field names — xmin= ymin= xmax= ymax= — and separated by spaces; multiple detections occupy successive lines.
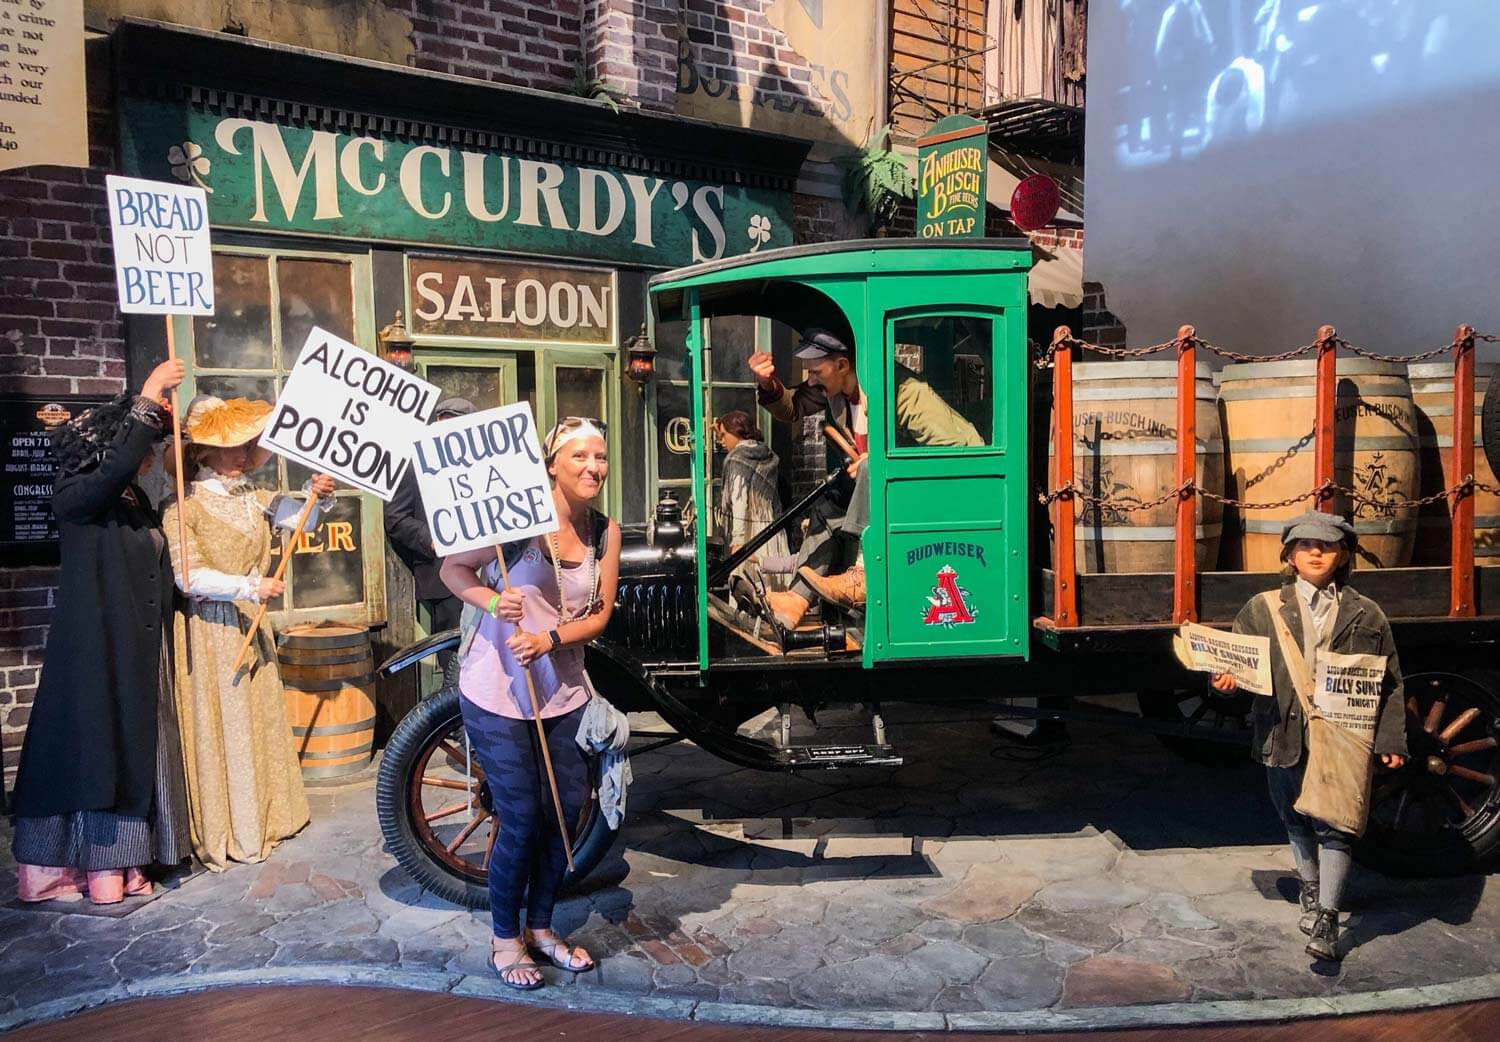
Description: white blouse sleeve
xmin=178 ymin=567 xmax=261 ymax=602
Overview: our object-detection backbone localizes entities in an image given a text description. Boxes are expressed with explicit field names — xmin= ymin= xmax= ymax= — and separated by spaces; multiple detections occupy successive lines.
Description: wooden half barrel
xmin=1049 ymin=360 xmax=1225 ymax=573
xmin=278 ymin=622 xmax=377 ymax=781
xmin=1218 ymin=360 xmax=1419 ymax=571
xmin=1409 ymin=362 xmax=1500 ymax=564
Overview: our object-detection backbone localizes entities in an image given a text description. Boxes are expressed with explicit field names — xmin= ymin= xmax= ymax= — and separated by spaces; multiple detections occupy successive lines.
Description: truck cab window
xmin=890 ymin=315 xmax=993 ymax=449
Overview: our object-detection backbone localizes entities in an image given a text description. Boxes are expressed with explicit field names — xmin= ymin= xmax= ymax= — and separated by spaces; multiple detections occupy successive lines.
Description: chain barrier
xmin=1035 ymin=331 xmax=1496 ymax=370
xmin=1038 ymin=478 xmax=1500 ymax=515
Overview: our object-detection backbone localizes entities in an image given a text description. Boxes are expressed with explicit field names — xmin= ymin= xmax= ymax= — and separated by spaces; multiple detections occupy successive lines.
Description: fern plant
xmin=569 ymin=64 xmax=624 ymax=114
xmin=835 ymin=123 xmax=914 ymax=232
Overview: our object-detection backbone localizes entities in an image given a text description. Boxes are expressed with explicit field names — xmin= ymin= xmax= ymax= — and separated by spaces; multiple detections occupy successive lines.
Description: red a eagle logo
xmin=923 ymin=565 xmax=976 ymax=627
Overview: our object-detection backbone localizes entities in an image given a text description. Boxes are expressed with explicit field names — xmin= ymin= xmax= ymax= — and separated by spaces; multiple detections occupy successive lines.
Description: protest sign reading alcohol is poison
xmin=1173 ymin=623 xmax=1273 ymax=696
xmin=413 ymin=402 xmax=559 ymax=556
xmin=260 ymin=328 xmax=439 ymax=500
xmin=105 ymin=174 xmax=214 ymax=315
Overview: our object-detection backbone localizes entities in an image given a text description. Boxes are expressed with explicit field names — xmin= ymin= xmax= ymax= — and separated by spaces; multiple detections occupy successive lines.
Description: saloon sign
xmin=408 ymin=257 xmax=615 ymax=345
xmin=119 ymin=97 xmax=793 ymax=268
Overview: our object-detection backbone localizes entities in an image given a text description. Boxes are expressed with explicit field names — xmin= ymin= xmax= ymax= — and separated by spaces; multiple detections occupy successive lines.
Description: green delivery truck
xmin=374 ymin=240 xmax=1500 ymax=908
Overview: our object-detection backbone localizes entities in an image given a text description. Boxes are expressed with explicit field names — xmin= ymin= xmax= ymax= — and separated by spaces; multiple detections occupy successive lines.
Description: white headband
xmin=547 ymin=420 xmax=607 ymax=456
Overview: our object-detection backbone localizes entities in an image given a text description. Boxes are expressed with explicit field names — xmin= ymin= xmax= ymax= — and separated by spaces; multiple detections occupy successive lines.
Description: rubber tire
xmin=1138 ymin=689 xmax=1253 ymax=766
xmin=375 ymin=687 xmax=621 ymax=910
xmin=1354 ymin=665 xmax=1500 ymax=877
xmin=1482 ymin=369 xmax=1500 ymax=480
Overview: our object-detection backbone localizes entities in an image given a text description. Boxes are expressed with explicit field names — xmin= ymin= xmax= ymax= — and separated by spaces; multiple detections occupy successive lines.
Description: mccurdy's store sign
xmin=120 ymin=97 xmax=793 ymax=268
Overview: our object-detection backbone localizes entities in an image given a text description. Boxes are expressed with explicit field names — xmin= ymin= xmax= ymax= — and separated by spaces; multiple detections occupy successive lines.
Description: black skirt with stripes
xmin=12 ymin=643 xmax=190 ymax=870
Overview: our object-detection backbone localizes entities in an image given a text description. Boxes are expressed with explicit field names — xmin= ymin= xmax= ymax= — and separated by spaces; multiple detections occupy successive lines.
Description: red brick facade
xmin=0 ymin=4 xmax=859 ymax=795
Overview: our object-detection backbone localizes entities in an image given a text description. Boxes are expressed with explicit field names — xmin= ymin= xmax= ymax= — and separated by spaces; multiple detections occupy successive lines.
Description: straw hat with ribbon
xmin=173 ymin=395 xmax=275 ymax=475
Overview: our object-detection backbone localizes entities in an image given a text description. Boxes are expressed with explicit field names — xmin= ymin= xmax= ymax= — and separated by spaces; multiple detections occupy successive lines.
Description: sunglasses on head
xmin=545 ymin=416 xmax=608 ymax=453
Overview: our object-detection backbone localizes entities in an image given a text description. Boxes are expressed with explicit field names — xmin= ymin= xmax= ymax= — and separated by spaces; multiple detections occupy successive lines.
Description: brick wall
xmin=0 ymin=83 xmax=126 ymax=793
xmin=677 ymin=0 xmax=842 ymax=125
xmin=586 ymin=0 xmax=679 ymax=109
xmin=396 ymin=0 xmax=584 ymax=92
xmin=1081 ymin=281 xmax=1128 ymax=347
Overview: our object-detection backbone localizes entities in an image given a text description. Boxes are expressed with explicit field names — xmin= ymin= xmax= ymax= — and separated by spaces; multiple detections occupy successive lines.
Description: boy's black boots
xmin=1298 ymin=881 xmax=1320 ymax=934
xmin=1305 ymin=909 xmax=1341 ymax=961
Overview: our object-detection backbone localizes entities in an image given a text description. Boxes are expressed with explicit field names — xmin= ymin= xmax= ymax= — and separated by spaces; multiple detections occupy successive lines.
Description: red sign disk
xmin=1010 ymin=175 xmax=1060 ymax=232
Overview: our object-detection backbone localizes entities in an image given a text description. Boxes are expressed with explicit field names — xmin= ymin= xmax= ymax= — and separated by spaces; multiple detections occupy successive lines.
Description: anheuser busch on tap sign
xmin=412 ymin=402 xmax=559 ymax=557
xmin=260 ymin=328 xmax=440 ymax=501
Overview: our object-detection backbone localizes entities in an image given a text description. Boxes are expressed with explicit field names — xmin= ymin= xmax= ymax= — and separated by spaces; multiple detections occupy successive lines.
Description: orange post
xmin=1451 ymin=324 xmax=1477 ymax=617
xmin=1313 ymin=325 xmax=1338 ymax=512
xmin=1051 ymin=326 xmax=1077 ymax=628
xmin=1172 ymin=325 xmax=1198 ymax=624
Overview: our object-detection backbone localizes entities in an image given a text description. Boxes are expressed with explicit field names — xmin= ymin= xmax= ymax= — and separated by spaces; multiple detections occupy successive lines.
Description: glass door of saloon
xmin=415 ymin=352 xmax=520 ymax=411
xmin=540 ymin=351 xmax=620 ymax=519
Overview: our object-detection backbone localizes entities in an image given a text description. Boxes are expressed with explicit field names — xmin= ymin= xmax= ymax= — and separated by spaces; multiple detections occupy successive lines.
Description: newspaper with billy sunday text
xmin=1311 ymin=652 xmax=1387 ymax=741
xmin=1173 ymin=623 xmax=1272 ymax=696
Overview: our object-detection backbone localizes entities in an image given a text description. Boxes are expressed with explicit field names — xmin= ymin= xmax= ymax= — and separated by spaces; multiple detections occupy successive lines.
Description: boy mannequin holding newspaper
xmin=1211 ymin=511 xmax=1407 ymax=963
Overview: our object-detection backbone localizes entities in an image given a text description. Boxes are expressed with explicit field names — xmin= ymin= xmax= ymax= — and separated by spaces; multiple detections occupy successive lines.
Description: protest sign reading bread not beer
xmin=412 ymin=402 xmax=559 ymax=555
xmin=105 ymin=174 xmax=214 ymax=315
xmin=260 ymin=328 xmax=439 ymax=500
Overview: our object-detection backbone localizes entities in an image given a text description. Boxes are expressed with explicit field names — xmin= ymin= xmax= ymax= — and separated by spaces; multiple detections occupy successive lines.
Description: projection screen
xmin=1085 ymin=1 xmax=1500 ymax=356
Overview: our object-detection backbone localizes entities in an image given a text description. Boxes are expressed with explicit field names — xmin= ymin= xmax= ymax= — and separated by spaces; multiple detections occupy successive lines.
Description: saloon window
xmin=887 ymin=313 xmax=996 ymax=451
xmin=184 ymin=246 xmax=381 ymax=625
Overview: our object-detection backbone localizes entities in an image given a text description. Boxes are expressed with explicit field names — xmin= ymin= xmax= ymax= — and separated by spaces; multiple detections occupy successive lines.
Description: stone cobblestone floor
xmin=3 ymin=704 xmax=1499 ymax=1021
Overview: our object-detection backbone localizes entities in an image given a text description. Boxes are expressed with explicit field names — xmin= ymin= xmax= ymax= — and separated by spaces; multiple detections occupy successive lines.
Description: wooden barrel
xmin=1049 ymin=360 xmax=1225 ymax=573
xmin=1218 ymin=359 xmax=1419 ymax=571
xmin=1409 ymin=362 xmax=1500 ymax=563
xmin=278 ymin=622 xmax=376 ymax=781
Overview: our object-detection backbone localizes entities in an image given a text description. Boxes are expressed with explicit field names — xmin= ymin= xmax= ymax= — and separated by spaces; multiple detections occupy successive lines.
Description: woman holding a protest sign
xmin=439 ymin=417 xmax=621 ymax=990
xmin=1211 ymin=511 xmax=1407 ymax=963
xmin=162 ymin=396 xmax=336 ymax=871
xmin=11 ymin=360 xmax=193 ymax=904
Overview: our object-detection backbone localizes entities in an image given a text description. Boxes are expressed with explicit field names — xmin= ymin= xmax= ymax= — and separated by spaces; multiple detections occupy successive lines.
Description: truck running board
xmin=781 ymin=744 xmax=904 ymax=770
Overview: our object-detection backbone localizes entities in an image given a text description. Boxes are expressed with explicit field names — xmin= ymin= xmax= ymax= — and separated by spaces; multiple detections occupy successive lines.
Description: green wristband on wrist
xmin=487 ymin=593 xmax=501 ymax=616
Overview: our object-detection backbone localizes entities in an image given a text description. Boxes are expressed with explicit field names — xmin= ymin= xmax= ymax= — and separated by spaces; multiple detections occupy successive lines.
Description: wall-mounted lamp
xmin=624 ymin=323 xmax=657 ymax=389
xmin=378 ymin=310 xmax=415 ymax=372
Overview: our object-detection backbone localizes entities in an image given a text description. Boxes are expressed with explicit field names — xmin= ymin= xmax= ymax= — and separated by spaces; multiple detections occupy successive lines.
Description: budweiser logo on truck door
xmin=922 ymin=565 xmax=977 ymax=627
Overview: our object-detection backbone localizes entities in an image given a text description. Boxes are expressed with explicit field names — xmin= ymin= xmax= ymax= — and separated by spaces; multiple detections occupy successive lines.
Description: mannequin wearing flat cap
xmin=1211 ymin=510 xmax=1407 ymax=963
xmin=162 ymin=395 xmax=337 ymax=871
xmin=747 ymin=328 xmax=982 ymax=630
xmin=385 ymin=397 xmax=478 ymax=673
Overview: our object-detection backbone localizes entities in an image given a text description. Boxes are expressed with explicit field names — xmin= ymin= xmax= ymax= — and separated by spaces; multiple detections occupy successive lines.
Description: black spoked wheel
xmin=375 ymin=688 xmax=621 ymax=909
xmin=1138 ymin=687 xmax=1254 ymax=765
xmin=1357 ymin=668 xmax=1500 ymax=877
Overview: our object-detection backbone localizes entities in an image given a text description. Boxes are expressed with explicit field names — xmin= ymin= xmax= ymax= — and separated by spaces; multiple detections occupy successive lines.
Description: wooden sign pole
xmin=164 ymin=317 xmax=192 ymax=595
xmin=230 ymin=495 xmax=317 ymax=674
xmin=495 ymin=546 xmax=577 ymax=872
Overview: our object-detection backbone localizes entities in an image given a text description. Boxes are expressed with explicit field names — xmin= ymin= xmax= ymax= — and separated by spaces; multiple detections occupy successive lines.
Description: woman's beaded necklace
xmin=547 ymin=520 xmax=598 ymax=624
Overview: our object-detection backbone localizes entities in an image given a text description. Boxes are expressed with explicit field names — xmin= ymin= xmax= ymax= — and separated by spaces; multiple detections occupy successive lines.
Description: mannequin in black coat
xmin=11 ymin=360 xmax=192 ymax=904
xmin=383 ymin=398 xmax=475 ymax=671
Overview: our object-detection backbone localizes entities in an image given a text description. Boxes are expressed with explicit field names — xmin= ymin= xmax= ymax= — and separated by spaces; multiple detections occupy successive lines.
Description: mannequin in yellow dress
xmin=163 ymin=396 xmax=336 ymax=870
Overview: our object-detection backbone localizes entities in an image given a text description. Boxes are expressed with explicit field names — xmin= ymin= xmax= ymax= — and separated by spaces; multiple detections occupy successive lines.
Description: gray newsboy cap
xmin=1280 ymin=510 xmax=1358 ymax=548
xmin=433 ymin=397 xmax=477 ymax=419
xmin=794 ymin=328 xmax=851 ymax=361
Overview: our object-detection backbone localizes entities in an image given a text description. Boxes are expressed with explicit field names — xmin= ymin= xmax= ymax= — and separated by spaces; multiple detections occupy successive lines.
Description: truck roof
xmin=649 ymin=238 xmax=1034 ymax=293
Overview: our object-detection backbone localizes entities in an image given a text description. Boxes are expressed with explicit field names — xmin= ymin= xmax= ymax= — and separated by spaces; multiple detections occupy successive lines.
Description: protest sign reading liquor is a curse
xmin=413 ymin=402 xmax=559 ymax=556
xmin=105 ymin=174 xmax=215 ymax=315
xmin=260 ymin=327 xmax=439 ymax=500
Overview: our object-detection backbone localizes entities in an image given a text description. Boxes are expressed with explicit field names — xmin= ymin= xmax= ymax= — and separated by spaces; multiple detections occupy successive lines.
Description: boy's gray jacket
xmin=1231 ymin=581 xmax=1408 ymax=767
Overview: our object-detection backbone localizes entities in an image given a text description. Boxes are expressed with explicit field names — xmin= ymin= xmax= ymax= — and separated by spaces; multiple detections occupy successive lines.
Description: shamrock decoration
xmin=168 ymin=141 xmax=213 ymax=193
xmin=747 ymin=213 xmax=772 ymax=252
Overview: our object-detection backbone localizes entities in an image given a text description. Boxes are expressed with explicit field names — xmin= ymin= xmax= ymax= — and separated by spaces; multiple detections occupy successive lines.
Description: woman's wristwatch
xmin=548 ymin=629 xmax=562 ymax=651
